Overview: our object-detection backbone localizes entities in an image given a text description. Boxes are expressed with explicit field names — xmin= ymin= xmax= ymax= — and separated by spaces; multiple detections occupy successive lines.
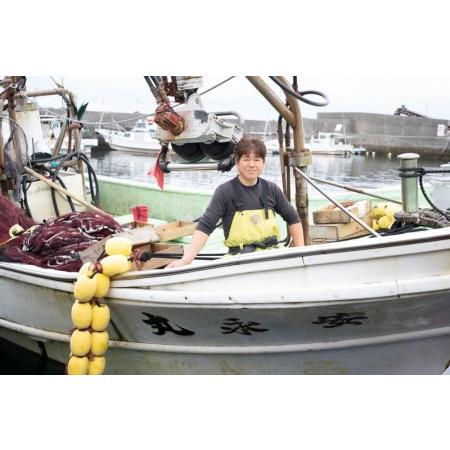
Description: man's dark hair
xmin=234 ymin=137 xmax=266 ymax=161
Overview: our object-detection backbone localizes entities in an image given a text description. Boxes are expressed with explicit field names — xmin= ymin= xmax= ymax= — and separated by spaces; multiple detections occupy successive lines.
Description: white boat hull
xmin=1 ymin=227 xmax=449 ymax=374
xmin=96 ymin=128 xmax=161 ymax=154
xmin=309 ymin=147 xmax=349 ymax=155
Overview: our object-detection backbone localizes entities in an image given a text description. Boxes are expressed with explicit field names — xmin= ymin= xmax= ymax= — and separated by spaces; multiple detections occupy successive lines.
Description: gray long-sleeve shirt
xmin=196 ymin=177 xmax=300 ymax=239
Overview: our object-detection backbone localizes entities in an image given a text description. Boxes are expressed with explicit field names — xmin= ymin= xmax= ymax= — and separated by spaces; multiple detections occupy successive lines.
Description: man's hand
xmin=165 ymin=230 xmax=209 ymax=269
xmin=166 ymin=258 xmax=190 ymax=269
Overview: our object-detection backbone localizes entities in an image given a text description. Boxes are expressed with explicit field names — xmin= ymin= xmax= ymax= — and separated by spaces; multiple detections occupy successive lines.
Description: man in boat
xmin=167 ymin=138 xmax=304 ymax=268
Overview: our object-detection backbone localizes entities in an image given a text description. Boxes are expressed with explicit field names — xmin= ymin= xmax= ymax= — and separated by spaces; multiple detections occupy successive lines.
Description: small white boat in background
xmin=96 ymin=118 xmax=161 ymax=154
xmin=265 ymin=132 xmax=367 ymax=156
xmin=308 ymin=132 xmax=364 ymax=155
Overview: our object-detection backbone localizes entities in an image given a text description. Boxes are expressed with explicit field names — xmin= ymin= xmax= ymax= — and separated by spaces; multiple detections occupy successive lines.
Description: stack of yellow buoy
xmin=67 ymin=237 xmax=133 ymax=375
xmin=371 ymin=202 xmax=402 ymax=231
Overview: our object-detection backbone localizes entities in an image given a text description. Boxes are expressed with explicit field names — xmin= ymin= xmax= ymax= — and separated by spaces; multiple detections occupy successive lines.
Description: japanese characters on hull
xmin=140 ymin=312 xmax=369 ymax=338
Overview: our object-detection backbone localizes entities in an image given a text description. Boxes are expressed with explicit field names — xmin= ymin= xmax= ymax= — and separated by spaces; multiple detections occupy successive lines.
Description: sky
xmin=26 ymin=76 xmax=450 ymax=121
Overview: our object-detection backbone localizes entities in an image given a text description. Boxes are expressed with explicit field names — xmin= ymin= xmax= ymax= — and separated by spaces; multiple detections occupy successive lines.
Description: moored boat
xmin=1 ymin=75 xmax=449 ymax=374
xmin=1 ymin=223 xmax=449 ymax=374
xmin=96 ymin=118 xmax=161 ymax=154
xmin=308 ymin=132 xmax=363 ymax=155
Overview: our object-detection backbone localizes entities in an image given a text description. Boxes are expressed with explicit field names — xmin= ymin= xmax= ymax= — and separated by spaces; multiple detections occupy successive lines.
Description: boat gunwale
xmin=0 ymin=226 xmax=448 ymax=284
xmin=0 ymin=265 xmax=449 ymax=306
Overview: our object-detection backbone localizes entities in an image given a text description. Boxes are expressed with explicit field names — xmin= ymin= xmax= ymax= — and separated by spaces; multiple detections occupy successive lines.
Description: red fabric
xmin=0 ymin=208 xmax=122 ymax=272
xmin=149 ymin=150 xmax=165 ymax=190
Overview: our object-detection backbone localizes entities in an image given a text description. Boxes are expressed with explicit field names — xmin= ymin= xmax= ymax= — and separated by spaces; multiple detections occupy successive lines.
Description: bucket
xmin=131 ymin=205 xmax=149 ymax=222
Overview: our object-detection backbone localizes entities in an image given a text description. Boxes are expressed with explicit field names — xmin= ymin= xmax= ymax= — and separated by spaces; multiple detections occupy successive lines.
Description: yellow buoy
xmin=378 ymin=215 xmax=392 ymax=230
xmin=91 ymin=331 xmax=109 ymax=356
xmin=78 ymin=261 xmax=94 ymax=278
xmin=67 ymin=355 xmax=89 ymax=375
xmin=74 ymin=274 xmax=98 ymax=303
xmin=100 ymin=254 xmax=130 ymax=277
xmin=105 ymin=237 xmax=133 ymax=257
xmin=88 ymin=356 xmax=106 ymax=375
xmin=372 ymin=220 xmax=380 ymax=231
xmin=70 ymin=329 xmax=91 ymax=357
xmin=71 ymin=301 xmax=92 ymax=329
xmin=9 ymin=224 xmax=25 ymax=238
xmin=91 ymin=303 xmax=110 ymax=332
xmin=371 ymin=206 xmax=386 ymax=220
xmin=93 ymin=273 xmax=111 ymax=298
xmin=385 ymin=203 xmax=401 ymax=217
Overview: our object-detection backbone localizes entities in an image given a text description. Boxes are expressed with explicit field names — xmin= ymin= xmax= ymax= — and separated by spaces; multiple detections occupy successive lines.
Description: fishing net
xmin=0 ymin=195 xmax=36 ymax=242
xmin=1 ymin=116 xmax=29 ymax=201
xmin=0 ymin=197 xmax=122 ymax=271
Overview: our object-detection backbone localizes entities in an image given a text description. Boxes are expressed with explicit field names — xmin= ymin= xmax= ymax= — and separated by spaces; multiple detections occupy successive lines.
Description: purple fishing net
xmin=0 ymin=197 xmax=122 ymax=271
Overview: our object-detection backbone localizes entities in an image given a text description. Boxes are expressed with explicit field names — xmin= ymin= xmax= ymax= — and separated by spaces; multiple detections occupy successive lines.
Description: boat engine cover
xmin=156 ymin=94 xmax=242 ymax=148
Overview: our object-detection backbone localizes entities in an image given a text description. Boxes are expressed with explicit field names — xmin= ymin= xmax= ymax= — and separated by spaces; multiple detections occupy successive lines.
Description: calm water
xmin=89 ymin=148 xmax=447 ymax=197
xmin=1 ymin=148 xmax=448 ymax=374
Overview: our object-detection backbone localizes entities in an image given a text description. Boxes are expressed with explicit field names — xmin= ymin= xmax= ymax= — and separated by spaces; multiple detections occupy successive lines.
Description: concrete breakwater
xmin=43 ymin=108 xmax=450 ymax=159
xmin=250 ymin=112 xmax=450 ymax=158
xmin=312 ymin=112 xmax=450 ymax=158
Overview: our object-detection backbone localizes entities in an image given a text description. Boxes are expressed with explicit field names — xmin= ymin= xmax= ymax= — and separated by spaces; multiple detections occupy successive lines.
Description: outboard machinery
xmin=145 ymin=76 xmax=243 ymax=165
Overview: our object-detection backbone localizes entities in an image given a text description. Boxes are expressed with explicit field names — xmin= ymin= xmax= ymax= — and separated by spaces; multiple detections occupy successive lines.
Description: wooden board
xmin=79 ymin=225 xmax=159 ymax=263
xmin=313 ymin=200 xmax=371 ymax=224
xmin=156 ymin=221 xmax=196 ymax=242
xmin=309 ymin=212 xmax=372 ymax=241
xmin=133 ymin=243 xmax=184 ymax=270
xmin=118 ymin=225 xmax=159 ymax=246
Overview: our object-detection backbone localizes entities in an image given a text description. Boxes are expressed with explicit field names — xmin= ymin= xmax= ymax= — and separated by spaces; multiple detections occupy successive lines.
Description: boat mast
xmin=246 ymin=76 xmax=311 ymax=244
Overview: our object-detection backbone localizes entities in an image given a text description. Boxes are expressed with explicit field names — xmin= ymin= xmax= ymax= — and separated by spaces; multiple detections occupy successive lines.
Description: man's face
xmin=236 ymin=149 xmax=265 ymax=184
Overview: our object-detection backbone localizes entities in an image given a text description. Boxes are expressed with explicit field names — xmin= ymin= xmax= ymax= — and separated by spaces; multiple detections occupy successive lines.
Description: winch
xmin=145 ymin=76 xmax=243 ymax=163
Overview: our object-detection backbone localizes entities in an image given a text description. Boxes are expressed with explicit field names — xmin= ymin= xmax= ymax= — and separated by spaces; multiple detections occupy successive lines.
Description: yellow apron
xmin=224 ymin=208 xmax=280 ymax=254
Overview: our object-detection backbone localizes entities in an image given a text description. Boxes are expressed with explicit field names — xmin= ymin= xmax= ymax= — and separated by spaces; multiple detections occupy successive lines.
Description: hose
xmin=269 ymin=76 xmax=329 ymax=107
xmin=398 ymin=167 xmax=450 ymax=219
xmin=419 ymin=175 xmax=449 ymax=219
xmin=20 ymin=176 xmax=33 ymax=218
xmin=30 ymin=150 xmax=99 ymax=214
xmin=74 ymin=153 xmax=99 ymax=206
xmin=50 ymin=154 xmax=76 ymax=216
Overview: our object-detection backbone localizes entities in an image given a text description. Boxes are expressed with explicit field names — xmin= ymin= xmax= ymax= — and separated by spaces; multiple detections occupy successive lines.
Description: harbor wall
xmin=313 ymin=112 xmax=450 ymax=158
xmin=45 ymin=108 xmax=450 ymax=159
xmin=247 ymin=112 xmax=450 ymax=158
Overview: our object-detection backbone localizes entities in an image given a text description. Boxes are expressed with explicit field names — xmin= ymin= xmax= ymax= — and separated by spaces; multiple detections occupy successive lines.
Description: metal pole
xmin=277 ymin=117 xmax=288 ymax=197
xmin=280 ymin=76 xmax=310 ymax=244
xmin=398 ymin=153 xmax=420 ymax=213
xmin=15 ymin=88 xmax=68 ymax=98
xmin=52 ymin=120 xmax=68 ymax=156
xmin=7 ymin=82 xmax=24 ymax=172
xmin=24 ymin=167 xmax=107 ymax=215
xmin=308 ymin=175 xmax=402 ymax=205
xmin=246 ymin=77 xmax=296 ymax=127
xmin=166 ymin=162 xmax=221 ymax=171
xmin=294 ymin=167 xmax=381 ymax=238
